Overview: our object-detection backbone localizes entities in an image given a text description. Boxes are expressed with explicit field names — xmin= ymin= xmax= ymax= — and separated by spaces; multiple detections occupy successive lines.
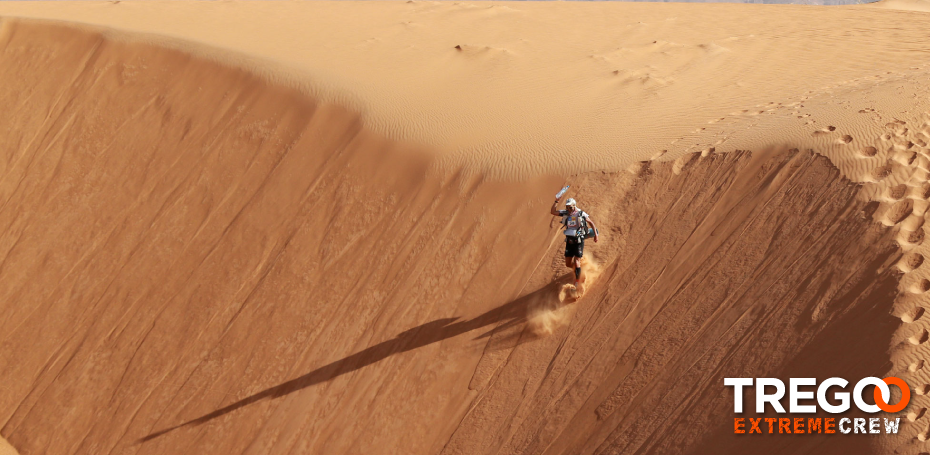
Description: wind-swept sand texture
xmin=2 ymin=1 xmax=930 ymax=176
xmin=871 ymin=0 xmax=930 ymax=11
xmin=4 ymin=1 xmax=930 ymax=455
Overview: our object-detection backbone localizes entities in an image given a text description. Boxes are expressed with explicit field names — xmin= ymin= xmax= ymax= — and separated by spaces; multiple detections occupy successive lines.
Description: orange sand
xmin=1 ymin=2 xmax=930 ymax=455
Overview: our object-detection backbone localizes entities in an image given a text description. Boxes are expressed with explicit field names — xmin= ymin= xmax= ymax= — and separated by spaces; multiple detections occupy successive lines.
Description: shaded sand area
xmin=2 ymin=2 xmax=930 ymax=455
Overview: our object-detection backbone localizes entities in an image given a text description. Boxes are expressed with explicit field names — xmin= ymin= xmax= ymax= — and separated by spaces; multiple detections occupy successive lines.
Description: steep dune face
xmin=0 ymin=20 xmax=908 ymax=455
xmin=444 ymin=151 xmax=900 ymax=455
xmin=0 ymin=20 xmax=560 ymax=455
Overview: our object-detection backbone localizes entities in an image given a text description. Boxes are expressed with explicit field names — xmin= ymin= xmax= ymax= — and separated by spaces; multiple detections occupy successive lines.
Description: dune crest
xmin=1 ymin=1 xmax=930 ymax=177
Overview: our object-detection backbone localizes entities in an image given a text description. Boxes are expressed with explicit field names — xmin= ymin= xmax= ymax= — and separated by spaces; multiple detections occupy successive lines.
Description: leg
xmin=573 ymin=239 xmax=585 ymax=281
xmin=573 ymin=240 xmax=585 ymax=295
xmin=564 ymin=239 xmax=575 ymax=269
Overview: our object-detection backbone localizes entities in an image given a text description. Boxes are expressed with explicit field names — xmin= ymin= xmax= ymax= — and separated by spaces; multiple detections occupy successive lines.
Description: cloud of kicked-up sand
xmin=527 ymin=258 xmax=602 ymax=336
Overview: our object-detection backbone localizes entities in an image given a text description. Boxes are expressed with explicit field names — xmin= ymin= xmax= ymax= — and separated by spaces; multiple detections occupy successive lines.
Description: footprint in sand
xmin=886 ymin=200 xmax=913 ymax=225
xmin=908 ymin=328 xmax=929 ymax=345
xmin=901 ymin=306 xmax=925 ymax=323
xmin=909 ymin=360 xmax=925 ymax=373
xmin=860 ymin=146 xmax=878 ymax=157
xmin=904 ymin=228 xmax=925 ymax=246
xmin=908 ymin=407 xmax=926 ymax=422
xmin=915 ymin=383 xmax=930 ymax=395
xmin=838 ymin=134 xmax=853 ymax=144
xmin=900 ymin=252 xmax=924 ymax=272
xmin=872 ymin=164 xmax=893 ymax=181
xmin=812 ymin=126 xmax=837 ymax=136
xmin=912 ymin=278 xmax=930 ymax=294
xmin=888 ymin=184 xmax=908 ymax=200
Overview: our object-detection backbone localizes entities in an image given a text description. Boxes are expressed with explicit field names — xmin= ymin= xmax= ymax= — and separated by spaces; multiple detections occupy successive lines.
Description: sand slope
xmin=2 ymin=3 xmax=930 ymax=455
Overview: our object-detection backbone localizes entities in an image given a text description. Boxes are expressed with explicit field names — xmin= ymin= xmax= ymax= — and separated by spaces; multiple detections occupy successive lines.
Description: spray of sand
xmin=526 ymin=294 xmax=569 ymax=337
xmin=527 ymin=258 xmax=603 ymax=336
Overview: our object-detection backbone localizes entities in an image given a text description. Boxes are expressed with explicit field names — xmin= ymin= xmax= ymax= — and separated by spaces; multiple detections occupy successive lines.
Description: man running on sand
xmin=551 ymin=194 xmax=598 ymax=293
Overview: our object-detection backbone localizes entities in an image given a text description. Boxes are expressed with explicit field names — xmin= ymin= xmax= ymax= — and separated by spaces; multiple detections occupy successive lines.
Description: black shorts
xmin=565 ymin=237 xmax=584 ymax=258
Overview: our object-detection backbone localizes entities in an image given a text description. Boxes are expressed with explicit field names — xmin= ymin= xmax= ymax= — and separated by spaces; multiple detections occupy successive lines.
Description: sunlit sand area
xmin=2 ymin=1 xmax=930 ymax=454
xmin=0 ymin=437 xmax=16 ymax=455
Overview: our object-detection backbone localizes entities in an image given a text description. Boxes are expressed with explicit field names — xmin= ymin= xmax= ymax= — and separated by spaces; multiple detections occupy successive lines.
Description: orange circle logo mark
xmin=874 ymin=377 xmax=910 ymax=413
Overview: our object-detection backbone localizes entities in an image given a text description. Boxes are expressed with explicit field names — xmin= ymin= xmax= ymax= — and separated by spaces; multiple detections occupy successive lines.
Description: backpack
xmin=563 ymin=209 xmax=595 ymax=239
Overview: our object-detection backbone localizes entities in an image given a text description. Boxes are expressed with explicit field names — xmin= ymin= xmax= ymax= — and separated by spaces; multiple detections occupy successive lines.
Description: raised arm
xmin=551 ymin=198 xmax=561 ymax=216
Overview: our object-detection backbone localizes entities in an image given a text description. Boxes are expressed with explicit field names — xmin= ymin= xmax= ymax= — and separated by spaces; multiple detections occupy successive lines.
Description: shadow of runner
xmin=140 ymin=276 xmax=570 ymax=443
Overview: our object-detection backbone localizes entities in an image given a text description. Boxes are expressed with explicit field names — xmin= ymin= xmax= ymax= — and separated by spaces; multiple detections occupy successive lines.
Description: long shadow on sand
xmin=140 ymin=277 xmax=567 ymax=442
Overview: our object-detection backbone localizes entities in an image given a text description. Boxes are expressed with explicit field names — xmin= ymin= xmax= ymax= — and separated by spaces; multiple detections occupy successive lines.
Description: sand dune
xmin=2 ymin=1 xmax=930 ymax=177
xmin=2 ymin=1 xmax=930 ymax=455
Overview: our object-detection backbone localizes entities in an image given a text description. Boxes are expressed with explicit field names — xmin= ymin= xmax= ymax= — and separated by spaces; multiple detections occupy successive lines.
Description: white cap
xmin=565 ymin=198 xmax=577 ymax=207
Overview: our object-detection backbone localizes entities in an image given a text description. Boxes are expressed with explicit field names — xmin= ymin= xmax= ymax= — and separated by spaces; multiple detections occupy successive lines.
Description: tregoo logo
xmin=725 ymin=377 xmax=910 ymax=435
